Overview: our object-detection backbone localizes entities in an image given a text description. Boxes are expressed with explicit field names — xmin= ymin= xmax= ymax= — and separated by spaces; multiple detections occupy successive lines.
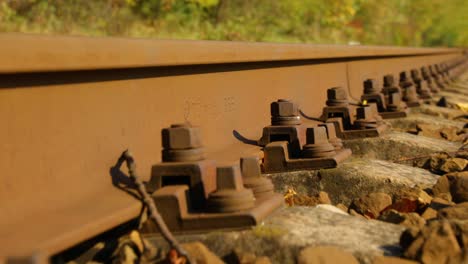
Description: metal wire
xmin=118 ymin=150 xmax=195 ymax=264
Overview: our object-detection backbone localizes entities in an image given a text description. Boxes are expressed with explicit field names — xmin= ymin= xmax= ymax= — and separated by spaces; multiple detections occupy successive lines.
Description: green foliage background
xmin=0 ymin=0 xmax=466 ymax=46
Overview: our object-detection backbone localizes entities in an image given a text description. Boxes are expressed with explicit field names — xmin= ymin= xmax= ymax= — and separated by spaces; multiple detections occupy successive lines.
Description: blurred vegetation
xmin=0 ymin=0 xmax=467 ymax=46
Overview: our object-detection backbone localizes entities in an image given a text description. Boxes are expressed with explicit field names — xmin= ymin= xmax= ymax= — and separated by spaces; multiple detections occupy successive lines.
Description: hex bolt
xmin=240 ymin=157 xmax=274 ymax=199
xmin=429 ymin=65 xmax=445 ymax=89
xmin=361 ymin=79 xmax=386 ymax=112
xmin=356 ymin=106 xmax=373 ymax=120
xmin=399 ymin=71 xmax=419 ymax=104
xmin=383 ymin=74 xmax=395 ymax=87
xmin=270 ymin=99 xmax=299 ymax=117
xmin=161 ymin=123 xmax=204 ymax=162
xmin=318 ymin=122 xmax=343 ymax=150
xmin=302 ymin=126 xmax=336 ymax=158
xmin=363 ymin=79 xmax=381 ymax=94
xmin=399 ymin=71 xmax=413 ymax=88
xmin=421 ymin=66 xmax=431 ymax=81
xmin=411 ymin=69 xmax=422 ymax=83
xmin=162 ymin=123 xmax=202 ymax=150
xmin=410 ymin=69 xmax=432 ymax=99
xmin=270 ymin=99 xmax=301 ymax=126
xmin=354 ymin=106 xmax=378 ymax=129
xmin=306 ymin=126 xmax=329 ymax=145
xmin=386 ymin=93 xmax=403 ymax=111
xmin=435 ymin=64 xmax=450 ymax=84
xmin=216 ymin=166 xmax=244 ymax=191
xmin=418 ymin=80 xmax=432 ymax=98
xmin=326 ymin=87 xmax=349 ymax=106
xmin=421 ymin=66 xmax=440 ymax=93
xmin=382 ymin=74 xmax=405 ymax=102
xmin=207 ymin=165 xmax=255 ymax=213
xmin=328 ymin=87 xmax=347 ymax=100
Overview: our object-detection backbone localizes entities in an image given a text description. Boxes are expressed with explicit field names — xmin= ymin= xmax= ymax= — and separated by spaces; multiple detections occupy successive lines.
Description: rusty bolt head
xmin=240 ymin=157 xmax=261 ymax=179
xmin=420 ymin=80 xmax=429 ymax=90
xmin=318 ymin=123 xmax=338 ymax=140
xmin=399 ymin=71 xmax=410 ymax=81
xmin=383 ymin=74 xmax=395 ymax=87
xmin=421 ymin=66 xmax=430 ymax=78
xmin=388 ymin=92 xmax=402 ymax=105
xmin=305 ymin=126 xmax=329 ymax=145
xmin=216 ymin=165 xmax=244 ymax=191
xmin=327 ymin=87 xmax=347 ymax=100
xmin=270 ymin=99 xmax=298 ymax=117
xmin=356 ymin=106 xmax=374 ymax=120
xmin=411 ymin=69 xmax=421 ymax=80
xmin=363 ymin=79 xmax=380 ymax=93
xmin=162 ymin=123 xmax=202 ymax=150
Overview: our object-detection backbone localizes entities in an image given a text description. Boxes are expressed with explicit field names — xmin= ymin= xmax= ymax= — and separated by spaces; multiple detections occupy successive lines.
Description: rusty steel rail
xmin=0 ymin=33 xmax=465 ymax=262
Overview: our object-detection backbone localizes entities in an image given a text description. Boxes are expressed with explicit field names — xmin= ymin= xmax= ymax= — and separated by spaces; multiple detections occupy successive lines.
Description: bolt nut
xmin=318 ymin=123 xmax=338 ymax=140
xmin=420 ymin=80 xmax=430 ymax=90
xmin=399 ymin=71 xmax=410 ymax=81
xmin=388 ymin=92 xmax=402 ymax=105
xmin=411 ymin=69 xmax=421 ymax=80
xmin=306 ymin=126 xmax=329 ymax=145
xmin=421 ymin=66 xmax=430 ymax=78
xmin=327 ymin=87 xmax=347 ymax=100
xmin=216 ymin=165 xmax=244 ymax=191
xmin=383 ymin=74 xmax=395 ymax=87
xmin=270 ymin=99 xmax=298 ymax=117
xmin=363 ymin=79 xmax=380 ymax=94
xmin=356 ymin=106 xmax=374 ymax=120
xmin=162 ymin=123 xmax=202 ymax=150
xmin=240 ymin=157 xmax=261 ymax=179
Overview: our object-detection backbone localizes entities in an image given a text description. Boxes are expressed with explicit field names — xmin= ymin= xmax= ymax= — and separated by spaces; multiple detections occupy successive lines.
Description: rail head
xmin=0 ymin=33 xmax=461 ymax=74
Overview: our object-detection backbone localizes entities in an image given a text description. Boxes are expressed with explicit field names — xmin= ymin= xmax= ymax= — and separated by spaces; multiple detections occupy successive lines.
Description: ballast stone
xmin=146 ymin=206 xmax=405 ymax=264
xmin=344 ymin=131 xmax=460 ymax=161
xmin=267 ymin=159 xmax=439 ymax=206
xmin=387 ymin=113 xmax=465 ymax=132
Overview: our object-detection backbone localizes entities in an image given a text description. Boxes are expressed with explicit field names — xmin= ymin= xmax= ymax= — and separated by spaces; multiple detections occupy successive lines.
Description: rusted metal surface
xmin=0 ymin=34 xmax=460 ymax=74
xmin=252 ymin=99 xmax=352 ymax=172
xmin=379 ymin=74 xmax=409 ymax=119
xmin=399 ymin=71 xmax=421 ymax=107
xmin=0 ymin=33 xmax=465 ymax=261
xmin=144 ymin=126 xmax=283 ymax=232
xmin=411 ymin=68 xmax=433 ymax=99
xmin=313 ymin=87 xmax=389 ymax=139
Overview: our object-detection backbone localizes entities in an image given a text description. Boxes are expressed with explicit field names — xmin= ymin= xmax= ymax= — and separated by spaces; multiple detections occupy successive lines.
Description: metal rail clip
xmin=142 ymin=123 xmax=283 ymax=233
xmin=254 ymin=99 xmax=352 ymax=173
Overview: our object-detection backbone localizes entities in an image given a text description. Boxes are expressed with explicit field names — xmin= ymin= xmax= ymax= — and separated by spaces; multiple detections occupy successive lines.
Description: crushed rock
xmin=387 ymin=113 xmax=465 ymax=135
xmin=372 ymin=256 xmax=418 ymax=264
xmin=433 ymin=171 xmax=468 ymax=203
xmin=438 ymin=202 xmax=468 ymax=220
xmin=439 ymin=158 xmax=468 ymax=173
xmin=350 ymin=192 xmax=392 ymax=219
xmin=400 ymin=220 xmax=463 ymax=264
xmin=411 ymin=104 xmax=466 ymax=120
xmin=146 ymin=206 xmax=406 ymax=264
xmin=181 ymin=242 xmax=224 ymax=264
xmin=284 ymin=190 xmax=331 ymax=207
xmin=297 ymin=246 xmax=359 ymax=264
xmin=269 ymin=159 xmax=440 ymax=207
xmin=378 ymin=210 xmax=426 ymax=230
xmin=344 ymin=131 xmax=461 ymax=161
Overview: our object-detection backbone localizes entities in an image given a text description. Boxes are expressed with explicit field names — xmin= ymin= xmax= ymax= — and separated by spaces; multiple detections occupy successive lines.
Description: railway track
xmin=0 ymin=33 xmax=467 ymax=263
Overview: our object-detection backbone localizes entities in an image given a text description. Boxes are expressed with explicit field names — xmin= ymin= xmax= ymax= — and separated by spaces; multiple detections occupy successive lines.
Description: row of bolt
xmin=162 ymin=57 xmax=468 ymax=162
xmin=151 ymin=55 xmax=468 ymax=214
